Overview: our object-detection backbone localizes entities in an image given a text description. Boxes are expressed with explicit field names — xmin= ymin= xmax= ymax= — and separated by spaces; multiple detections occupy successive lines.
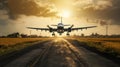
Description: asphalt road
xmin=1 ymin=38 xmax=119 ymax=67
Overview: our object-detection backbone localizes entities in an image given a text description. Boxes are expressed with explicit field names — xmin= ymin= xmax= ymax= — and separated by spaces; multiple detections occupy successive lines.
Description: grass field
xmin=0 ymin=37 xmax=120 ymax=59
xmin=0 ymin=38 xmax=49 ymax=45
xmin=0 ymin=38 xmax=50 ymax=56
xmin=75 ymin=38 xmax=120 ymax=59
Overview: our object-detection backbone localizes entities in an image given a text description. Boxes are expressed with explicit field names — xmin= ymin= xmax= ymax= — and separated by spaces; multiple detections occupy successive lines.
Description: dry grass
xmin=76 ymin=38 xmax=120 ymax=42
xmin=76 ymin=38 xmax=120 ymax=58
xmin=0 ymin=38 xmax=50 ymax=56
xmin=77 ymin=38 xmax=120 ymax=52
xmin=0 ymin=38 xmax=49 ymax=46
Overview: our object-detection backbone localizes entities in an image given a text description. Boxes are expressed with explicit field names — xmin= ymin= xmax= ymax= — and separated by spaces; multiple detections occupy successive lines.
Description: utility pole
xmin=40 ymin=32 xmax=41 ymax=37
xmin=30 ymin=30 xmax=31 ymax=37
xmin=106 ymin=24 xmax=108 ymax=36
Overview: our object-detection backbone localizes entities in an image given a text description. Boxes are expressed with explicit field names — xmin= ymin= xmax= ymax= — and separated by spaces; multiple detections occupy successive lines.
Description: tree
xmin=7 ymin=32 xmax=21 ymax=38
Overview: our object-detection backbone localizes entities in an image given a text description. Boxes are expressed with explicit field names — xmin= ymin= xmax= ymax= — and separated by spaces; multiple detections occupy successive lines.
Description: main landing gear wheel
xmin=66 ymin=33 xmax=70 ymax=36
xmin=52 ymin=32 xmax=55 ymax=36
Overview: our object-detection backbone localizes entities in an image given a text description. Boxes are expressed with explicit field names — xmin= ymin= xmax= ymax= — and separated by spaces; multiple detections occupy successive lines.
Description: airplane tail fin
xmin=60 ymin=17 xmax=72 ymax=26
xmin=61 ymin=17 xmax=62 ymax=23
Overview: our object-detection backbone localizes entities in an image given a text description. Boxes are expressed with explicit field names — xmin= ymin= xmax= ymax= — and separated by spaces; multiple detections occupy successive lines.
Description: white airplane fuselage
xmin=57 ymin=23 xmax=64 ymax=34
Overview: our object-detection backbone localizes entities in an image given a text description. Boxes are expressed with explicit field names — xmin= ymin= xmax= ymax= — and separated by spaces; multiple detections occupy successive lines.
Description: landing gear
xmin=52 ymin=32 xmax=55 ymax=36
xmin=59 ymin=33 xmax=62 ymax=35
xmin=66 ymin=32 xmax=70 ymax=36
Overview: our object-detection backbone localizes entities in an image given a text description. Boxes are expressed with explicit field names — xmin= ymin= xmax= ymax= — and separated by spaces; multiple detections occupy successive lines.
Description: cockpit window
xmin=58 ymin=23 xmax=62 ymax=25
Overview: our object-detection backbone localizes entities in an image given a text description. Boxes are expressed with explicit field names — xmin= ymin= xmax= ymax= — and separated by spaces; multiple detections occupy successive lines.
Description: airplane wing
xmin=71 ymin=26 xmax=97 ymax=31
xmin=27 ymin=27 xmax=49 ymax=31
xmin=27 ymin=27 xmax=58 ymax=32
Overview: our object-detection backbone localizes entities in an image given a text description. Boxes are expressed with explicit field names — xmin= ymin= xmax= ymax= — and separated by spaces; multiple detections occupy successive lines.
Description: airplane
xmin=27 ymin=17 xmax=97 ymax=36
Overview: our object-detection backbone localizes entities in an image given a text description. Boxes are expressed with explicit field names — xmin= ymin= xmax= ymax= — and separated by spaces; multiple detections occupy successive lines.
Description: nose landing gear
xmin=66 ymin=32 xmax=70 ymax=36
xmin=52 ymin=32 xmax=55 ymax=36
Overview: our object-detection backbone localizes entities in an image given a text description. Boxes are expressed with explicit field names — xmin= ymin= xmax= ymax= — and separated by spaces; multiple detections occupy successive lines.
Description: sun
xmin=58 ymin=10 xmax=71 ymax=18
xmin=62 ymin=10 xmax=71 ymax=18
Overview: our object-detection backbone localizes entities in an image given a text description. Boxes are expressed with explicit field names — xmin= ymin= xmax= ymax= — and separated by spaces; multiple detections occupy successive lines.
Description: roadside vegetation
xmin=0 ymin=38 xmax=50 ymax=56
xmin=76 ymin=38 xmax=120 ymax=60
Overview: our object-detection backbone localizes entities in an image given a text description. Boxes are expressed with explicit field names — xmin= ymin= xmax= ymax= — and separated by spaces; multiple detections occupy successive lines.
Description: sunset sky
xmin=0 ymin=0 xmax=120 ymax=36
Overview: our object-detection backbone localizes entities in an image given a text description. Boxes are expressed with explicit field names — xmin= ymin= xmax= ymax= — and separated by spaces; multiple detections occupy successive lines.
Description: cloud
xmin=74 ymin=0 xmax=120 ymax=25
xmin=0 ymin=10 xmax=10 ymax=25
xmin=73 ymin=0 xmax=114 ymax=11
xmin=0 ymin=0 xmax=120 ymax=25
xmin=50 ymin=0 xmax=73 ymax=9
xmin=0 ymin=0 xmax=57 ymax=19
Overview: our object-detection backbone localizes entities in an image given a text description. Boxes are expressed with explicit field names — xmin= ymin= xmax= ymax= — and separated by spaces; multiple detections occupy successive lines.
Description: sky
xmin=0 ymin=0 xmax=120 ymax=36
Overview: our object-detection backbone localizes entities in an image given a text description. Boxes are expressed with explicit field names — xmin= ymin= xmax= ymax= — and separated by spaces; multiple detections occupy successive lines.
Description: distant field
xmin=0 ymin=38 xmax=50 ymax=56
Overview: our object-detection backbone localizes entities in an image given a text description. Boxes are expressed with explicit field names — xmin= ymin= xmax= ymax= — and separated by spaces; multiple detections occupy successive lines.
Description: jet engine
xmin=49 ymin=28 xmax=53 ymax=32
xmin=68 ymin=28 xmax=71 ymax=32
xmin=68 ymin=25 xmax=74 ymax=32
xmin=66 ymin=33 xmax=70 ymax=36
xmin=47 ymin=25 xmax=53 ymax=32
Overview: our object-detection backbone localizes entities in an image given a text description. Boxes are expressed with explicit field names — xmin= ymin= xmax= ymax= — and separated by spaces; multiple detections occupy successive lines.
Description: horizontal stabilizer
xmin=51 ymin=25 xmax=57 ymax=26
xmin=64 ymin=24 xmax=71 ymax=26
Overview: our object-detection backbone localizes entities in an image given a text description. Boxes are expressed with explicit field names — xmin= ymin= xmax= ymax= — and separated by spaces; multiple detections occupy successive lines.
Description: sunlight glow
xmin=58 ymin=10 xmax=71 ymax=18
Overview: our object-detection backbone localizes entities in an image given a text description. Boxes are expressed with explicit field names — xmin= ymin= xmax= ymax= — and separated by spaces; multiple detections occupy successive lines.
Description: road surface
xmin=0 ymin=38 xmax=119 ymax=67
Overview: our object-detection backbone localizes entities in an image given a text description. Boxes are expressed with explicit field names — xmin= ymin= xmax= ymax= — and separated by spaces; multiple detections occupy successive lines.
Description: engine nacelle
xmin=66 ymin=33 xmax=70 ymax=36
xmin=49 ymin=28 xmax=53 ymax=32
xmin=68 ymin=28 xmax=71 ymax=32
